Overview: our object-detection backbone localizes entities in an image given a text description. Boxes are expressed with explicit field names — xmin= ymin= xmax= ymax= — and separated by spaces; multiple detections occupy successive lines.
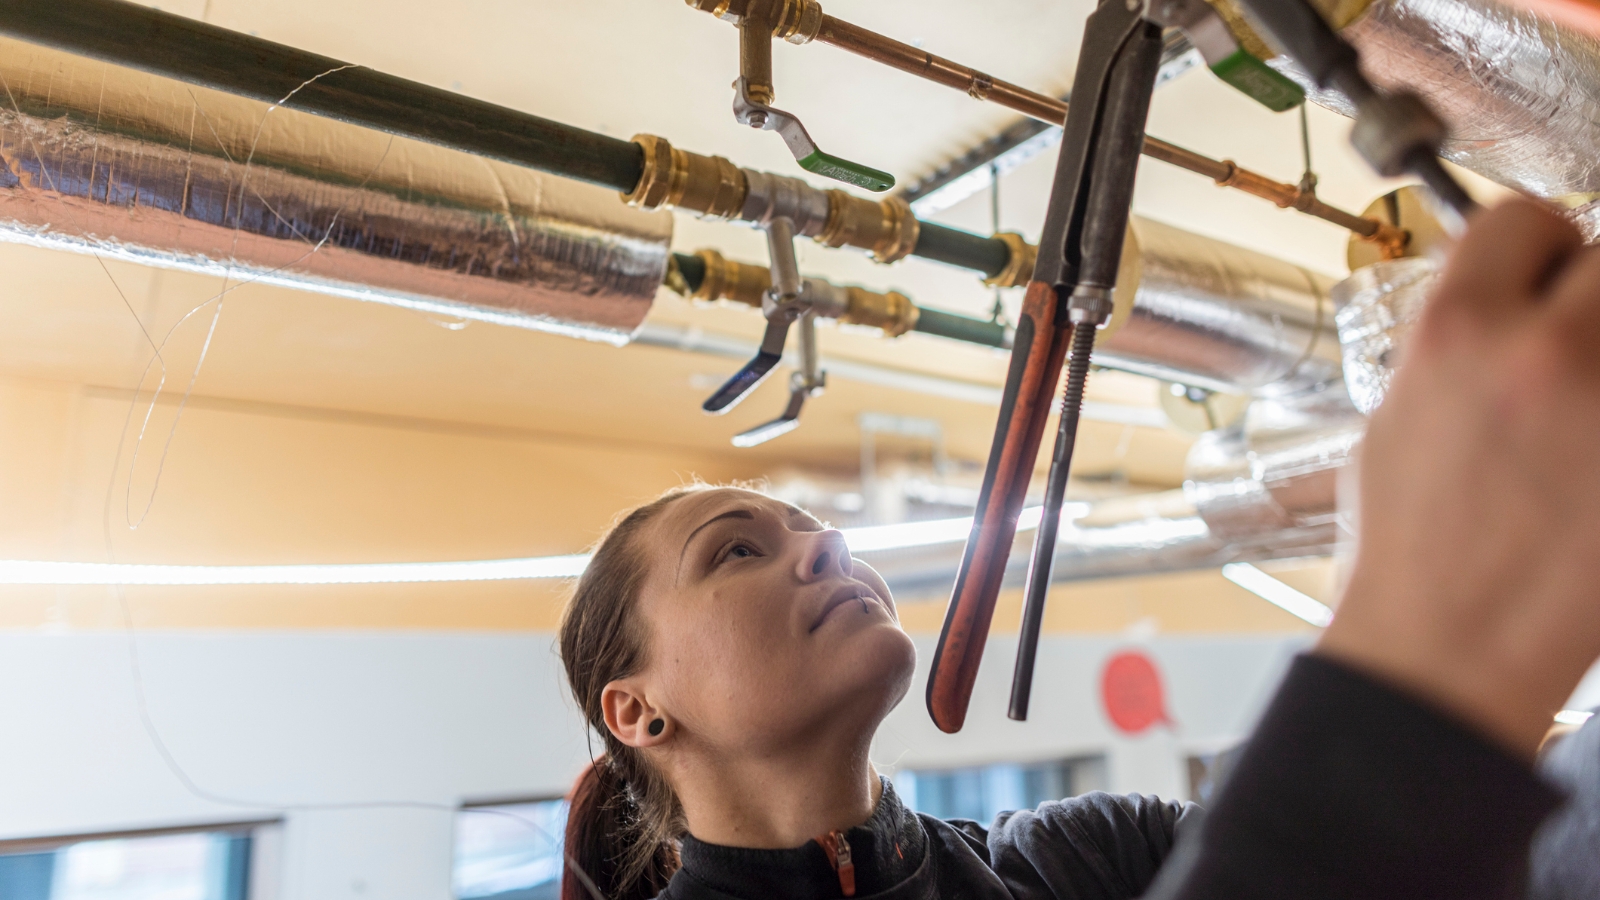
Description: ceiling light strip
xmin=0 ymin=505 xmax=1097 ymax=586
xmin=1220 ymin=562 xmax=1335 ymax=627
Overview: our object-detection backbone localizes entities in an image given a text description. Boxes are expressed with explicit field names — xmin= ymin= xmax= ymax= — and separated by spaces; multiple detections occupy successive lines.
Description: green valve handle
xmin=734 ymin=81 xmax=895 ymax=192
xmin=1210 ymin=49 xmax=1306 ymax=113
xmin=798 ymin=150 xmax=896 ymax=193
xmin=1151 ymin=0 xmax=1306 ymax=113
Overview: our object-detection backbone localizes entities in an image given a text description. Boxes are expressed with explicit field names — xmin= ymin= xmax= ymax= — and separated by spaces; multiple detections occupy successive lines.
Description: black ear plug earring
xmin=648 ymin=718 xmax=665 ymax=736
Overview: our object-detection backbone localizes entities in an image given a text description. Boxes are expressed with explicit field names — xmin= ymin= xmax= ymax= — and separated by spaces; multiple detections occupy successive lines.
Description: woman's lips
xmin=811 ymin=583 xmax=881 ymax=632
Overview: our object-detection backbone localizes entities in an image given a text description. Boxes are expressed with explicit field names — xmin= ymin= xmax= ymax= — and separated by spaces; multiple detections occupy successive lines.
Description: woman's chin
xmin=833 ymin=621 xmax=917 ymax=693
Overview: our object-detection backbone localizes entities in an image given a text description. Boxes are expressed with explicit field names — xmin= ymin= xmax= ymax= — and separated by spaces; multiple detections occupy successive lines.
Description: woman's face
xmin=621 ymin=488 xmax=917 ymax=756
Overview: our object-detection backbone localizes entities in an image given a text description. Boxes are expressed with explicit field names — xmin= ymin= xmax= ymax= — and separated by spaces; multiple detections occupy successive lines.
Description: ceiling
xmin=5 ymin=0 xmax=1424 ymax=447
xmin=0 ymin=0 xmax=1443 ymax=625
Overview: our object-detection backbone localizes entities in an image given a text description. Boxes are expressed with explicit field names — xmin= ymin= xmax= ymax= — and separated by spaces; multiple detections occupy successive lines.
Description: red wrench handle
xmin=925 ymin=280 xmax=1071 ymax=733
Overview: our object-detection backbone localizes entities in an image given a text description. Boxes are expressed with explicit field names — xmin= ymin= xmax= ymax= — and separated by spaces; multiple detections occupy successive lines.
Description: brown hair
xmin=558 ymin=486 xmax=707 ymax=900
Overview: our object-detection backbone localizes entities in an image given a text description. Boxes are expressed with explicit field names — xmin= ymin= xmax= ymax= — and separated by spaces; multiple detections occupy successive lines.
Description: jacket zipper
xmin=815 ymin=829 xmax=856 ymax=897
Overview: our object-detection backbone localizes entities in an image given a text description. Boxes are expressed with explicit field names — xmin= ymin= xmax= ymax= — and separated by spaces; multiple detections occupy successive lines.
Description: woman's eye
xmin=722 ymin=542 xmax=758 ymax=563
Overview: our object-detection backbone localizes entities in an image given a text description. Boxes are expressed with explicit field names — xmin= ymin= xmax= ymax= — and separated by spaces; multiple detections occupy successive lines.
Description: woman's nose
xmin=798 ymin=529 xmax=851 ymax=580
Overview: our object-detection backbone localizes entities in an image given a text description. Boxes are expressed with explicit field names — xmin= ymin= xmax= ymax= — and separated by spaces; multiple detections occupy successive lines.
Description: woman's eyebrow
xmin=678 ymin=508 xmax=755 ymax=568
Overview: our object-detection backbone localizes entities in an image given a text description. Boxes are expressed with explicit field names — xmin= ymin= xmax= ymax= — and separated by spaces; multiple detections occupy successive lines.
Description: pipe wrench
xmin=927 ymin=0 xmax=1172 ymax=733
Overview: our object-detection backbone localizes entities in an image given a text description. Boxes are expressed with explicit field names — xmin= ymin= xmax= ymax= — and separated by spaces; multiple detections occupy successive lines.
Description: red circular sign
xmin=1100 ymin=650 xmax=1171 ymax=734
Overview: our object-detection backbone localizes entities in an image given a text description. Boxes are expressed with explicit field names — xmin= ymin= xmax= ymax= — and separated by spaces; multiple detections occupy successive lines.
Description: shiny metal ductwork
xmin=1218 ymin=0 xmax=1600 ymax=203
xmin=1040 ymin=250 xmax=1448 ymax=585
xmin=1333 ymin=257 xmax=1440 ymax=413
xmin=1098 ymin=218 xmax=1341 ymax=396
xmin=1037 ymin=252 xmax=1390 ymax=585
xmin=0 ymin=37 xmax=673 ymax=345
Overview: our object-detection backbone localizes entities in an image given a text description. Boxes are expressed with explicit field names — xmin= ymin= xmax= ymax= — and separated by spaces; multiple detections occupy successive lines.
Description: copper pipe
xmin=813 ymin=14 xmax=1407 ymax=253
xmin=815 ymin=16 xmax=1066 ymax=123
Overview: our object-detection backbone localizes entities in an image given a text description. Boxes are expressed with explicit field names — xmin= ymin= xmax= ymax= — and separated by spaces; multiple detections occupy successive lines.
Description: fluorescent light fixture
xmin=0 ymin=556 xmax=594 ymax=586
xmin=1221 ymin=562 xmax=1335 ymax=627
xmin=0 ymin=503 xmax=1102 ymax=585
xmin=1555 ymin=709 xmax=1595 ymax=726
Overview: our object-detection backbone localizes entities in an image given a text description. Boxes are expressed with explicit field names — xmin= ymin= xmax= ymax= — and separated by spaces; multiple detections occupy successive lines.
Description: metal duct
xmin=1099 ymin=218 xmax=1341 ymax=396
xmin=1039 ymin=393 xmax=1357 ymax=582
xmin=1185 ymin=398 xmax=1362 ymax=542
xmin=0 ymin=36 xmax=672 ymax=345
xmin=1265 ymin=0 xmax=1600 ymax=202
xmin=1333 ymin=257 xmax=1439 ymax=414
xmin=1046 ymin=254 xmax=1427 ymax=582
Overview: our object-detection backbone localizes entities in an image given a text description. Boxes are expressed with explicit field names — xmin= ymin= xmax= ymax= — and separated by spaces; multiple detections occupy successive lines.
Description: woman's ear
xmin=601 ymin=679 xmax=672 ymax=748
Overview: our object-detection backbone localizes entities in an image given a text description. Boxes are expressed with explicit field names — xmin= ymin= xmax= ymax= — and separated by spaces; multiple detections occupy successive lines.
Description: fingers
xmin=1432 ymin=198 xmax=1582 ymax=325
xmin=1545 ymin=242 xmax=1600 ymax=350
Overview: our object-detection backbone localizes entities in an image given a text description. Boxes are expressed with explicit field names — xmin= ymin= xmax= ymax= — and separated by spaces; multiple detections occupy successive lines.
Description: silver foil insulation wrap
xmin=1049 ymin=252 xmax=1432 ymax=582
xmin=1332 ymin=257 xmax=1439 ymax=414
xmin=1099 ymin=218 xmax=1342 ymax=396
xmin=1163 ymin=398 xmax=1361 ymax=573
xmin=0 ymin=37 xmax=672 ymax=345
xmin=1279 ymin=0 xmax=1600 ymax=203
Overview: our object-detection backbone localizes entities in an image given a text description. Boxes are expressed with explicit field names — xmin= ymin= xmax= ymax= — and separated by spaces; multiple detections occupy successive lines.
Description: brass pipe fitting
xmin=842 ymin=286 xmax=919 ymax=336
xmin=686 ymin=0 xmax=824 ymax=43
xmin=817 ymin=191 xmax=921 ymax=264
xmin=684 ymin=0 xmax=744 ymax=20
xmin=624 ymin=134 xmax=918 ymax=267
xmin=982 ymin=232 xmax=1038 ymax=288
xmin=691 ymin=249 xmax=772 ymax=307
xmin=684 ymin=247 xmax=918 ymax=337
xmin=740 ymin=0 xmax=778 ymax=106
xmin=622 ymin=134 xmax=748 ymax=218
xmin=773 ymin=0 xmax=824 ymax=44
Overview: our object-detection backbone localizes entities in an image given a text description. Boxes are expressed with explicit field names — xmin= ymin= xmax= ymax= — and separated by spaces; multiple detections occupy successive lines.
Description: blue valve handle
xmin=731 ymin=383 xmax=808 ymax=447
xmin=702 ymin=314 xmax=790 ymax=414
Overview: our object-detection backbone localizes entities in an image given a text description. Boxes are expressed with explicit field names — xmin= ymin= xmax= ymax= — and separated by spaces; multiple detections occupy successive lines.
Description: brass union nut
xmin=983 ymin=232 xmax=1037 ymax=288
xmin=691 ymin=249 xmax=770 ymax=308
xmin=622 ymin=135 xmax=748 ymax=220
xmin=817 ymin=191 xmax=921 ymax=264
xmin=842 ymin=287 xmax=919 ymax=337
xmin=773 ymin=0 xmax=823 ymax=43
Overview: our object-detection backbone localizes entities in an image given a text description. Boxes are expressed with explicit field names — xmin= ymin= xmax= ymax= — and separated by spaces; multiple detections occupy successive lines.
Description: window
xmin=453 ymin=799 xmax=568 ymax=900
xmin=0 ymin=823 xmax=272 ymax=900
xmin=1186 ymin=745 xmax=1245 ymax=804
xmin=893 ymin=756 xmax=1108 ymax=823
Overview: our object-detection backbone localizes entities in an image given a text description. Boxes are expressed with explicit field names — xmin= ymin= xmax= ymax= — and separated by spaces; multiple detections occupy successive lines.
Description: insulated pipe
xmin=0 ymin=36 xmax=672 ymax=343
xmin=1097 ymin=218 xmax=1342 ymax=396
xmin=1059 ymin=261 xmax=1428 ymax=581
xmin=0 ymin=0 xmax=1021 ymax=279
xmin=1219 ymin=0 xmax=1600 ymax=203
xmin=0 ymin=0 xmax=647 ymax=191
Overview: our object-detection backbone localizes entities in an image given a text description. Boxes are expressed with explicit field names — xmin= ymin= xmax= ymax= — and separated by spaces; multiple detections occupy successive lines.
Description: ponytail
xmin=560 ymin=487 xmax=715 ymax=900
xmin=562 ymin=757 xmax=679 ymax=900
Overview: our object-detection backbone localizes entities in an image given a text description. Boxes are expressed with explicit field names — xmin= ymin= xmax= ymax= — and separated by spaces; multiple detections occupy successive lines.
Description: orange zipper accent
xmin=815 ymin=829 xmax=856 ymax=897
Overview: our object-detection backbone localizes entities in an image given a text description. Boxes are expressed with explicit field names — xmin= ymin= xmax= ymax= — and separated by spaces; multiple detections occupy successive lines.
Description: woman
xmin=559 ymin=484 xmax=1195 ymax=900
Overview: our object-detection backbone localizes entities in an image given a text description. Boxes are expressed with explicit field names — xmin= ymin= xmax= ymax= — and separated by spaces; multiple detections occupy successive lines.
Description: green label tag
xmin=1211 ymin=50 xmax=1306 ymax=113
xmin=799 ymin=150 xmax=896 ymax=193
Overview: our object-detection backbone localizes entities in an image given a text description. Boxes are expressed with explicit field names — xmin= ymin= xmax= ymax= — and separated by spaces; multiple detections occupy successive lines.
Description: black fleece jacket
xmin=658 ymin=780 xmax=1197 ymax=900
xmin=659 ymin=654 xmax=1564 ymax=900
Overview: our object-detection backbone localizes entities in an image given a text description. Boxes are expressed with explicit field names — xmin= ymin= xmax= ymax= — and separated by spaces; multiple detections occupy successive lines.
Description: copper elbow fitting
xmin=817 ymin=191 xmax=921 ymax=264
xmin=983 ymin=232 xmax=1037 ymax=288
xmin=691 ymin=249 xmax=771 ymax=308
xmin=623 ymin=134 xmax=748 ymax=219
xmin=841 ymin=286 xmax=919 ymax=337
